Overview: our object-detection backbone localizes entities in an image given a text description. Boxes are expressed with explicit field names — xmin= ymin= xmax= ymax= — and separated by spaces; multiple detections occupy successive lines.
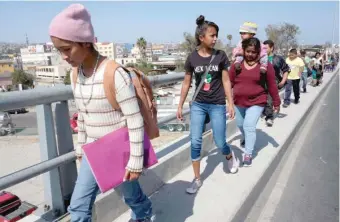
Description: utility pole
xmin=25 ymin=33 xmax=29 ymax=46
xmin=331 ymin=2 xmax=338 ymax=56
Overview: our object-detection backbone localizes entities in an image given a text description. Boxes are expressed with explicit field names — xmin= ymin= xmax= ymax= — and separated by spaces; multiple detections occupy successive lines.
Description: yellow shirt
xmin=286 ymin=57 xmax=305 ymax=80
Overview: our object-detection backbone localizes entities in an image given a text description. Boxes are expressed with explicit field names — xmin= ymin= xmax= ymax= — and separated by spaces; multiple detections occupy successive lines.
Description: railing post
xmin=36 ymin=104 xmax=65 ymax=220
xmin=55 ymin=101 xmax=78 ymax=208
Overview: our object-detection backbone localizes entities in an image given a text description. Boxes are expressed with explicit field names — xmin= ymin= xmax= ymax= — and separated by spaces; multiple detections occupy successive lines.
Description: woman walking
xmin=177 ymin=15 xmax=238 ymax=194
xmin=229 ymin=38 xmax=281 ymax=167
xmin=49 ymin=4 xmax=153 ymax=222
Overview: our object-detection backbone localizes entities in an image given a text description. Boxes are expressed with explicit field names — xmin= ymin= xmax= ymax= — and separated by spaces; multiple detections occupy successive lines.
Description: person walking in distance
xmin=229 ymin=38 xmax=281 ymax=166
xmin=299 ymin=50 xmax=311 ymax=93
xmin=283 ymin=49 xmax=305 ymax=107
xmin=49 ymin=4 xmax=154 ymax=222
xmin=311 ymin=52 xmax=325 ymax=86
xmin=177 ymin=15 xmax=238 ymax=194
xmin=262 ymin=40 xmax=290 ymax=127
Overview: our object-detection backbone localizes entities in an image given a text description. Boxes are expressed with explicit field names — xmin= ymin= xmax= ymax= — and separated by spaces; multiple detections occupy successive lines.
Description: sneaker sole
xmin=186 ymin=189 xmax=199 ymax=194
xmin=230 ymin=168 xmax=238 ymax=174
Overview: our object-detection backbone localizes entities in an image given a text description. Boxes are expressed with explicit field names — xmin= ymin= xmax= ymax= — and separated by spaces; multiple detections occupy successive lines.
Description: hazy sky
xmin=0 ymin=1 xmax=339 ymax=45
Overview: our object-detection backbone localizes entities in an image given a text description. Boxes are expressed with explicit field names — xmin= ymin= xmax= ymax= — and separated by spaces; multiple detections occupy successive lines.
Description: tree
xmin=180 ymin=32 xmax=197 ymax=55
xmin=227 ymin=34 xmax=233 ymax=46
xmin=64 ymin=70 xmax=71 ymax=85
xmin=136 ymin=37 xmax=147 ymax=61
xmin=265 ymin=23 xmax=300 ymax=52
xmin=11 ymin=70 xmax=34 ymax=89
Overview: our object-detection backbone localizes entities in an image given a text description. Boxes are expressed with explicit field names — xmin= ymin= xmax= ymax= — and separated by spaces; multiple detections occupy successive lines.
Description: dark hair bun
xmin=196 ymin=15 xmax=205 ymax=26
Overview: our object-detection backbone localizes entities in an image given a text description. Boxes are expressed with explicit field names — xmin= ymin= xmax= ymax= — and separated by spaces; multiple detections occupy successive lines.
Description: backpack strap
xmin=103 ymin=60 xmax=121 ymax=110
xmin=259 ymin=71 xmax=267 ymax=91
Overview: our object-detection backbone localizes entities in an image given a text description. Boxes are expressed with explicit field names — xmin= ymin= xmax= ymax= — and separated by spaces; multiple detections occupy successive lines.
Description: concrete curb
xmin=230 ymin=68 xmax=339 ymax=222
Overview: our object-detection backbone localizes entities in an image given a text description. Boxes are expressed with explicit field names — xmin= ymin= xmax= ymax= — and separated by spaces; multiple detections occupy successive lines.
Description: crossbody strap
xmin=192 ymin=50 xmax=216 ymax=102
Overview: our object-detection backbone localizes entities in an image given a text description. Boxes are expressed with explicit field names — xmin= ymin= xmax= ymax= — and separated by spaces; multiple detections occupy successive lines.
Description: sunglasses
xmin=239 ymin=32 xmax=249 ymax=35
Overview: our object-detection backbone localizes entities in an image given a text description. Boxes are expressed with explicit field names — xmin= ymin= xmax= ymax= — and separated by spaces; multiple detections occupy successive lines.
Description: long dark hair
xmin=241 ymin=37 xmax=261 ymax=54
xmin=195 ymin=15 xmax=219 ymax=46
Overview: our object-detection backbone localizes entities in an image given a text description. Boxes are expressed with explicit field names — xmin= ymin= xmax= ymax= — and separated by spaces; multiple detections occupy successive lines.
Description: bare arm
xmin=176 ymin=73 xmax=192 ymax=120
xmin=222 ymin=70 xmax=234 ymax=106
xmin=178 ymin=74 xmax=192 ymax=108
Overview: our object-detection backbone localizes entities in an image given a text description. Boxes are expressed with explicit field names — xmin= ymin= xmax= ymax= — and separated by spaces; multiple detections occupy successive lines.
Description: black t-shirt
xmin=184 ymin=50 xmax=230 ymax=105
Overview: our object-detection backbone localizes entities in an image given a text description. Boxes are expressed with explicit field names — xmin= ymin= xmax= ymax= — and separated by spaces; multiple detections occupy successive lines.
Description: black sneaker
xmin=129 ymin=216 xmax=155 ymax=222
xmin=240 ymin=139 xmax=245 ymax=148
xmin=294 ymin=99 xmax=300 ymax=104
xmin=303 ymin=88 xmax=307 ymax=93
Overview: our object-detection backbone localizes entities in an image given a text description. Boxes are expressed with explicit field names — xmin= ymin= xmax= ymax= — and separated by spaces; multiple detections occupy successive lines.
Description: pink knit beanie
xmin=49 ymin=4 xmax=95 ymax=43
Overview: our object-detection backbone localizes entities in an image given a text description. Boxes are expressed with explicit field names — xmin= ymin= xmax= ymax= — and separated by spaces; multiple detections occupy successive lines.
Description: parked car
xmin=0 ymin=111 xmax=15 ymax=136
xmin=0 ymin=191 xmax=37 ymax=221
xmin=70 ymin=112 xmax=78 ymax=134
xmin=6 ymin=108 xmax=27 ymax=114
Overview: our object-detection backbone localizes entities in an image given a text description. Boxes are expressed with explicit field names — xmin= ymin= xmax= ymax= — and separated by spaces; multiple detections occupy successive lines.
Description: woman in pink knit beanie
xmin=49 ymin=4 xmax=154 ymax=222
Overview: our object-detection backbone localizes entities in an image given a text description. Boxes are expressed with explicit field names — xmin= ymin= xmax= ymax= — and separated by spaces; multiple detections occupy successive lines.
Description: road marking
xmin=320 ymin=156 xmax=327 ymax=164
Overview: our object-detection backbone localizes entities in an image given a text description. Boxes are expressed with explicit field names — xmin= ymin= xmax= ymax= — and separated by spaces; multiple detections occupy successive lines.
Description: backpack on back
xmin=72 ymin=60 xmax=159 ymax=140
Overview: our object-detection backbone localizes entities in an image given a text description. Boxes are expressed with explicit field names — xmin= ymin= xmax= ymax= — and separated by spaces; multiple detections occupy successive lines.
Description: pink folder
xmin=82 ymin=127 xmax=158 ymax=193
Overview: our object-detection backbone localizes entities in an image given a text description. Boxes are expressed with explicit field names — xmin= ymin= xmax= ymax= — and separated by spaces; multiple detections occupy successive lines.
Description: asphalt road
xmin=247 ymin=74 xmax=339 ymax=222
xmin=10 ymin=109 xmax=77 ymax=136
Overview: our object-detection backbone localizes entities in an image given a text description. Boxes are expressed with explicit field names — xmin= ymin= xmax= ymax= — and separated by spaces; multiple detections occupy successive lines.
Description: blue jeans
xmin=300 ymin=72 xmax=308 ymax=90
xmin=190 ymin=102 xmax=231 ymax=161
xmin=235 ymin=105 xmax=264 ymax=156
xmin=68 ymin=156 xmax=152 ymax=221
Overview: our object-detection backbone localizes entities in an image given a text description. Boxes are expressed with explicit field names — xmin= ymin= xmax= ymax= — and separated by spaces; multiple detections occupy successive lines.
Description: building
xmin=95 ymin=42 xmax=116 ymax=59
xmin=35 ymin=65 xmax=69 ymax=81
xmin=0 ymin=71 xmax=12 ymax=87
xmin=115 ymin=43 xmax=133 ymax=57
xmin=131 ymin=45 xmax=141 ymax=59
xmin=20 ymin=44 xmax=53 ymax=66
xmin=0 ymin=59 xmax=14 ymax=74
xmin=115 ymin=57 xmax=137 ymax=65
xmin=158 ymin=55 xmax=184 ymax=62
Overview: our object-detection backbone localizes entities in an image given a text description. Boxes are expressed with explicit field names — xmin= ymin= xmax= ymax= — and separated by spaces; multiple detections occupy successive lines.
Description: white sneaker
xmin=186 ymin=178 xmax=202 ymax=194
xmin=227 ymin=150 xmax=239 ymax=174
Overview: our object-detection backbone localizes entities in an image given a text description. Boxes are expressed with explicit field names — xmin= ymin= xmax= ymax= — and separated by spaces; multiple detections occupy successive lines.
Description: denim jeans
xmin=235 ymin=105 xmax=264 ymax=156
xmin=190 ymin=102 xmax=231 ymax=161
xmin=300 ymin=72 xmax=308 ymax=90
xmin=284 ymin=79 xmax=300 ymax=104
xmin=68 ymin=156 xmax=152 ymax=221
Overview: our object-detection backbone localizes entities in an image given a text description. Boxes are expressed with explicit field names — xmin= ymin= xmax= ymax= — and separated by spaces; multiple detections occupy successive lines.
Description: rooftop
xmin=0 ymin=59 xmax=13 ymax=64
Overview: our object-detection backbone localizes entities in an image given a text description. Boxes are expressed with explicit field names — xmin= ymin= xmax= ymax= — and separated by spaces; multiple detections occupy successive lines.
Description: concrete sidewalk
xmin=114 ymin=71 xmax=338 ymax=222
